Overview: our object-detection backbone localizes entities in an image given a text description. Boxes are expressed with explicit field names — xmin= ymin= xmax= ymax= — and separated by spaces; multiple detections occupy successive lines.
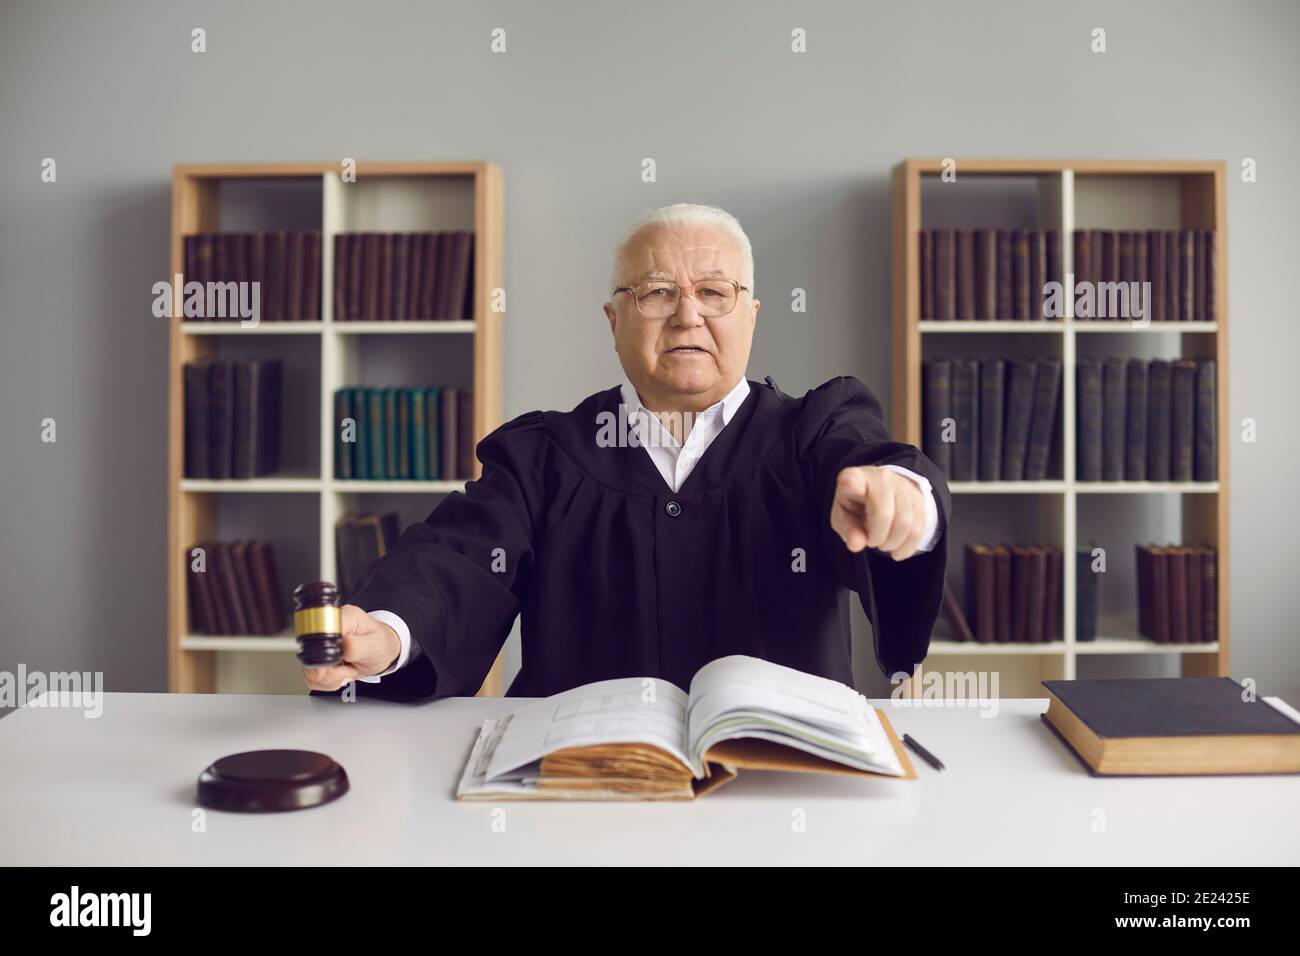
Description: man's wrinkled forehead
xmin=623 ymin=231 xmax=740 ymax=283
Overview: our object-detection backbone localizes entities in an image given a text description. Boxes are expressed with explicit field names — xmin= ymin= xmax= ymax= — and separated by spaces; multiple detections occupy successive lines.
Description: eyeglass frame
xmin=612 ymin=277 xmax=752 ymax=318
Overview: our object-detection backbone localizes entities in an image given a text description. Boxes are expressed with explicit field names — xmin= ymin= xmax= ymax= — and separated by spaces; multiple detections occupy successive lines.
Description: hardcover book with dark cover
xmin=978 ymin=359 xmax=1005 ymax=481
xmin=950 ymin=358 xmax=979 ymax=481
xmin=1076 ymin=359 xmax=1102 ymax=481
xmin=1041 ymin=678 xmax=1300 ymax=776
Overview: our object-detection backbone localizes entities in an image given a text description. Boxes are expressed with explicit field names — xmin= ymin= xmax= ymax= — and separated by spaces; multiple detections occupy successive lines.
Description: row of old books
xmin=1077 ymin=358 xmax=1216 ymax=482
xmin=1136 ymin=544 xmax=1218 ymax=643
xmin=1072 ymin=229 xmax=1216 ymax=322
xmin=183 ymin=232 xmax=321 ymax=320
xmin=336 ymin=512 xmax=401 ymax=601
xmin=919 ymin=228 xmax=1063 ymax=321
xmin=184 ymin=358 xmax=282 ymax=479
xmin=334 ymin=386 xmax=474 ymax=481
xmin=956 ymin=544 xmax=1063 ymax=643
xmin=186 ymin=540 xmax=285 ymax=635
xmin=922 ymin=358 xmax=1062 ymax=481
xmin=333 ymin=232 xmax=474 ymax=322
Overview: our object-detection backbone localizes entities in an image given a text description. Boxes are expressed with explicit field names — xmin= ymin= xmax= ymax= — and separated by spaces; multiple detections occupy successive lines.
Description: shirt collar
xmin=619 ymin=376 xmax=751 ymax=425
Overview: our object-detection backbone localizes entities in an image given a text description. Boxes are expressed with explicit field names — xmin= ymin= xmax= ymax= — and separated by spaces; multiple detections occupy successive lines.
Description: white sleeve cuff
xmin=354 ymin=610 xmax=412 ymax=684
xmin=878 ymin=464 xmax=940 ymax=555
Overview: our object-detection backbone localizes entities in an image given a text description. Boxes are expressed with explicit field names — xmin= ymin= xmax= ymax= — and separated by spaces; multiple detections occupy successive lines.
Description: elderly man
xmin=305 ymin=203 xmax=949 ymax=699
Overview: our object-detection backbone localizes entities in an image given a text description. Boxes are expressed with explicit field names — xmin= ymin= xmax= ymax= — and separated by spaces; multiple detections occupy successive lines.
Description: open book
xmin=456 ymin=655 xmax=915 ymax=800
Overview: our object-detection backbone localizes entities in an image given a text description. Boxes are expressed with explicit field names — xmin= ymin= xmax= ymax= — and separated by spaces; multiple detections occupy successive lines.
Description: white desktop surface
xmin=1 ymin=692 xmax=1297 ymax=866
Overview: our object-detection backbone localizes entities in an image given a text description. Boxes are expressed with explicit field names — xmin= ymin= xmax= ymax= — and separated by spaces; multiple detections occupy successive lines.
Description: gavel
xmin=292 ymin=581 xmax=343 ymax=668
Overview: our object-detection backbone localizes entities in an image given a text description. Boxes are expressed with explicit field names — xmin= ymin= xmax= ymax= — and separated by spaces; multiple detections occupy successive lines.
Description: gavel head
xmin=292 ymin=581 xmax=343 ymax=668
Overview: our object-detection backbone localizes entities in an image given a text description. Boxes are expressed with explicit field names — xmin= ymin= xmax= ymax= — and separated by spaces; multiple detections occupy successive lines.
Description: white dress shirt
xmin=363 ymin=377 xmax=941 ymax=681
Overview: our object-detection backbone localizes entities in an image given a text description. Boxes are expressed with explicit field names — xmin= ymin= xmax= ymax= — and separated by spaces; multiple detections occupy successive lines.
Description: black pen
xmin=903 ymin=733 xmax=945 ymax=771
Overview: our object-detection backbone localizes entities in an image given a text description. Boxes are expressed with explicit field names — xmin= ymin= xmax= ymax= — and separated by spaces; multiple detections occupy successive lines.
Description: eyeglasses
xmin=613 ymin=278 xmax=750 ymax=319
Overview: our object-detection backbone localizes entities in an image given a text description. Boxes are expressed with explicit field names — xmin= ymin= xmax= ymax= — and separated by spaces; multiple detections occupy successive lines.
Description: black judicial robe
xmin=347 ymin=376 xmax=950 ymax=701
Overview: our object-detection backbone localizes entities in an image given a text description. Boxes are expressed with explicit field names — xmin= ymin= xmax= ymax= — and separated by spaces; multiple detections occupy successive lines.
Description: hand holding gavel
xmin=294 ymin=581 xmax=401 ymax=692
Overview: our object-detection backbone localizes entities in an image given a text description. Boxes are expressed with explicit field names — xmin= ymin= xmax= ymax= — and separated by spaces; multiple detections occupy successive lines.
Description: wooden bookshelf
xmin=167 ymin=161 xmax=505 ymax=695
xmin=891 ymin=159 xmax=1228 ymax=695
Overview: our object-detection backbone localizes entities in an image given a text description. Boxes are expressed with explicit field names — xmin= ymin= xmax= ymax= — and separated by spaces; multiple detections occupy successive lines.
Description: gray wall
xmin=2 ymin=0 xmax=1297 ymax=704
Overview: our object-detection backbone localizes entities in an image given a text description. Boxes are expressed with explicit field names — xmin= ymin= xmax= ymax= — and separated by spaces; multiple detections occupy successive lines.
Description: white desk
xmin=1 ymin=692 xmax=1296 ymax=865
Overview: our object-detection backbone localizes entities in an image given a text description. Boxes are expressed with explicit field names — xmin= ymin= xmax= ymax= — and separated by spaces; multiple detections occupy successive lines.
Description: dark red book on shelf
xmin=993 ymin=544 xmax=1012 ymax=643
xmin=283 ymin=232 xmax=304 ymax=321
xmin=918 ymin=231 xmax=934 ymax=321
xmin=333 ymin=235 xmax=350 ymax=322
xmin=1184 ymin=546 xmax=1203 ymax=651
xmin=964 ymin=545 xmax=996 ymax=644
xmin=248 ymin=541 xmax=285 ymax=633
xmin=229 ymin=542 xmax=267 ymax=635
xmin=246 ymin=233 xmax=265 ymax=320
xmin=955 ymin=229 xmax=975 ymax=322
xmin=1199 ymin=547 xmax=1218 ymax=643
xmin=975 ymin=229 xmax=997 ymax=321
xmin=447 ymin=231 xmax=475 ymax=320
xmin=195 ymin=543 xmax=231 ymax=634
xmin=1149 ymin=546 xmax=1171 ymax=644
xmin=261 ymin=232 xmax=282 ymax=322
xmin=1136 ymin=544 xmax=1154 ymax=640
xmin=420 ymin=231 xmax=440 ymax=321
xmin=1028 ymin=230 xmax=1046 ymax=320
xmin=995 ymin=230 xmax=1013 ymax=319
xmin=1009 ymin=546 xmax=1032 ymax=643
xmin=433 ymin=232 xmax=458 ymax=320
xmin=301 ymin=231 xmax=320 ymax=321
xmin=187 ymin=557 xmax=217 ymax=634
xmin=933 ymin=229 xmax=955 ymax=321
xmin=1088 ymin=230 xmax=1103 ymax=288
xmin=362 ymin=233 xmax=382 ymax=321
xmin=1118 ymin=230 xmax=1134 ymax=286
xmin=347 ymin=232 xmax=365 ymax=320
xmin=1178 ymin=229 xmax=1197 ymax=322
xmin=1043 ymin=547 xmax=1061 ymax=642
xmin=1045 ymin=229 xmax=1062 ymax=307
xmin=1101 ymin=230 xmax=1119 ymax=288
xmin=212 ymin=542 xmax=251 ymax=635
xmin=1148 ymin=229 xmax=1166 ymax=322
xmin=1168 ymin=547 xmax=1189 ymax=644
xmin=378 ymin=233 xmax=396 ymax=321
xmin=1164 ymin=231 xmax=1180 ymax=321
xmin=391 ymin=233 xmax=410 ymax=321
xmin=1072 ymin=231 xmax=1090 ymax=318
xmin=211 ymin=233 xmax=230 ymax=285
xmin=1201 ymin=229 xmax=1216 ymax=323
xmin=184 ymin=235 xmax=203 ymax=287
xmin=407 ymin=233 xmax=427 ymax=321
xmin=1013 ymin=229 xmax=1030 ymax=321
xmin=1134 ymin=230 xmax=1149 ymax=290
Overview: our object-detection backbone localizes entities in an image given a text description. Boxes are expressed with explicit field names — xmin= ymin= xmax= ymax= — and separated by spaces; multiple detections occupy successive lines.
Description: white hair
xmin=608 ymin=203 xmax=754 ymax=297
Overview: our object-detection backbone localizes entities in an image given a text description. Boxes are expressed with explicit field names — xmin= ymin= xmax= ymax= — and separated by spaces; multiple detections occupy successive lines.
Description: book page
xmin=484 ymin=677 xmax=691 ymax=782
xmin=686 ymin=655 xmax=901 ymax=775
